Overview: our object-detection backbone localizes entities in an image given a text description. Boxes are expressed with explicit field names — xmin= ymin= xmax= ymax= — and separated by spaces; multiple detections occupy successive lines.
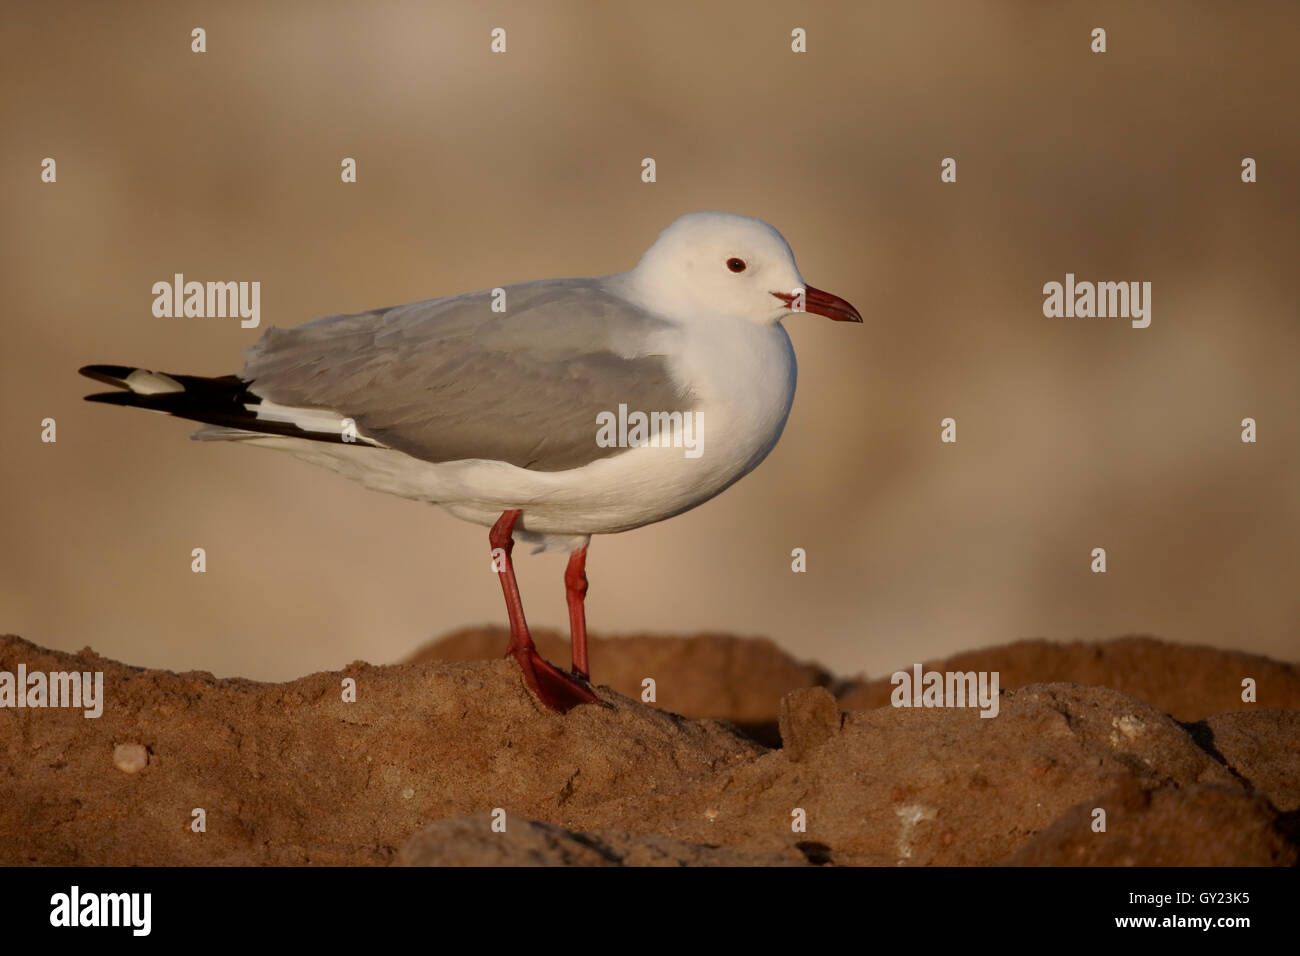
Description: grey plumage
xmin=239 ymin=277 xmax=695 ymax=472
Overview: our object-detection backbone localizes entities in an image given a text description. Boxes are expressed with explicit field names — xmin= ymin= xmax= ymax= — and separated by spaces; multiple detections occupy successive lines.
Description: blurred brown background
xmin=2 ymin=1 xmax=1297 ymax=682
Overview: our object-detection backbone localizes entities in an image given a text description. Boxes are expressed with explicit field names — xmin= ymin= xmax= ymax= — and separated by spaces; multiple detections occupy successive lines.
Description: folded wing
xmin=240 ymin=278 xmax=692 ymax=472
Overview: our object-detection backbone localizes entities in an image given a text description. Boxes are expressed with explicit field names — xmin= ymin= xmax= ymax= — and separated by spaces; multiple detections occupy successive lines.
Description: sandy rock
xmin=1006 ymin=781 xmax=1297 ymax=866
xmin=580 ymin=683 xmax=1245 ymax=866
xmin=400 ymin=814 xmax=618 ymax=866
xmin=419 ymin=631 xmax=1300 ymax=731
xmin=778 ymin=687 xmax=841 ymax=762
xmin=1190 ymin=710 xmax=1300 ymax=812
xmin=0 ymin=633 xmax=758 ymax=866
xmin=2 ymin=631 xmax=1296 ymax=866
xmin=409 ymin=626 xmax=834 ymax=729
xmin=399 ymin=813 xmax=798 ymax=866
xmin=838 ymin=637 xmax=1300 ymax=721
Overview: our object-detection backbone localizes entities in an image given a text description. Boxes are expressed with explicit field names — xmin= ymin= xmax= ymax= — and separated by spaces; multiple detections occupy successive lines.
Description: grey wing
xmin=240 ymin=278 xmax=691 ymax=472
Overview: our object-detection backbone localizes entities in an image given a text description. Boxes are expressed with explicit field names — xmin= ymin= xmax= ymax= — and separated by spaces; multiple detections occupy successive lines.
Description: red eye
xmin=726 ymin=257 xmax=747 ymax=273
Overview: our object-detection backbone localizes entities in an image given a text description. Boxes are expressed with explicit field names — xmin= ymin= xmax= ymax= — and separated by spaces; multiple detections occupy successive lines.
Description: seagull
xmin=79 ymin=212 xmax=862 ymax=712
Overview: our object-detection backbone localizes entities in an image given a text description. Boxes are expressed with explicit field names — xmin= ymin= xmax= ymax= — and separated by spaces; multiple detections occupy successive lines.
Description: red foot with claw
xmin=510 ymin=644 xmax=600 ymax=713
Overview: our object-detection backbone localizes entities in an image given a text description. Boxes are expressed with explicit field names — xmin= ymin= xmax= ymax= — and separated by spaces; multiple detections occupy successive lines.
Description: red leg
xmin=490 ymin=511 xmax=599 ymax=712
xmin=490 ymin=511 xmax=531 ymax=655
xmin=565 ymin=546 xmax=590 ymax=680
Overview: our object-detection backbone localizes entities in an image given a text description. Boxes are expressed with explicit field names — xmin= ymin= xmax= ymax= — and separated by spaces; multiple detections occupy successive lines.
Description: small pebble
xmin=113 ymin=743 xmax=149 ymax=774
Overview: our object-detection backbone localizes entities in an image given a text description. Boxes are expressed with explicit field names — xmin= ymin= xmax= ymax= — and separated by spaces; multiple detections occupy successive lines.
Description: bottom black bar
xmin=0 ymin=865 xmax=1288 ymax=942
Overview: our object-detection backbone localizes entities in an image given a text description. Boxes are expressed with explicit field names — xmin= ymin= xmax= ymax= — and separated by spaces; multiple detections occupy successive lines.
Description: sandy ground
xmin=2 ymin=629 xmax=1296 ymax=866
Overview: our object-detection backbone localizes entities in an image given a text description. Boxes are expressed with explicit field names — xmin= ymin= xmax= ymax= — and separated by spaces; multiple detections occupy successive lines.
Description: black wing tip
xmin=83 ymin=391 xmax=140 ymax=405
xmin=77 ymin=367 xmax=363 ymax=448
